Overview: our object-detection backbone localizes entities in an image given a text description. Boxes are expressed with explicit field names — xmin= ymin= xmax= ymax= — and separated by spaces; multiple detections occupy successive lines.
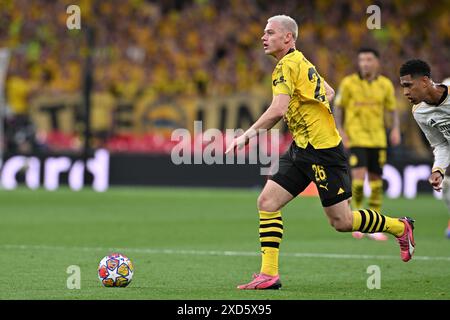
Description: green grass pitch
xmin=0 ymin=187 xmax=449 ymax=300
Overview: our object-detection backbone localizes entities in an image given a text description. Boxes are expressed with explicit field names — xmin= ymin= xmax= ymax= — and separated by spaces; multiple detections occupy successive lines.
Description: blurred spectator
xmin=1 ymin=0 xmax=448 ymax=96
xmin=4 ymin=54 xmax=41 ymax=154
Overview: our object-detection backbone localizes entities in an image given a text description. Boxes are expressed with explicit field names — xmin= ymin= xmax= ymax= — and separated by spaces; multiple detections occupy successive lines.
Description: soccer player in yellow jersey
xmin=334 ymin=48 xmax=401 ymax=241
xmin=225 ymin=15 xmax=415 ymax=290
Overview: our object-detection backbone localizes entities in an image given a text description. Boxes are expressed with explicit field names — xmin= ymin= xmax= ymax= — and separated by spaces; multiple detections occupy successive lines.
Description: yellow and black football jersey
xmin=272 ymin=49 xmax=341 ymax=149
xmin=334 ymin=73 xmax=396 ymax=148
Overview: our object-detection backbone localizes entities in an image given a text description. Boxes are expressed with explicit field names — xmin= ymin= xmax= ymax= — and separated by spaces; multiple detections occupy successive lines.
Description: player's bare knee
xmin=257 ymin=194 xmax=280 ymax=212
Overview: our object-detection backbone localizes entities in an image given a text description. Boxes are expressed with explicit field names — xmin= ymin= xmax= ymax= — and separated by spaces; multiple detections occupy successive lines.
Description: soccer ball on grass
xmin=98 ymin=253 xmax=134 ymax=287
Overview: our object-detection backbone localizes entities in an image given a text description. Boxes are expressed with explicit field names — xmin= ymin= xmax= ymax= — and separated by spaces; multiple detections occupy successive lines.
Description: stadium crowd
xmin=0 ymin=0 xmax=449 ymax=154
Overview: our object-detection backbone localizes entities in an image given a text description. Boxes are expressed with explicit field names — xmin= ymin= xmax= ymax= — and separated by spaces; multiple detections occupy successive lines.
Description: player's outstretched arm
xmin=333 ymin=105 xmax=349 ymax=148
xmin=414 ymin=118 xmax=450 ymax=191
xmin=225 ymin=94 xmax=290 ymax=154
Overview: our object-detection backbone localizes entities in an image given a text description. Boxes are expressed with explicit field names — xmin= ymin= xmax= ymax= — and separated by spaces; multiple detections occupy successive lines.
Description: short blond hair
xmin=268 ymin=15 xmax=298 ymax=41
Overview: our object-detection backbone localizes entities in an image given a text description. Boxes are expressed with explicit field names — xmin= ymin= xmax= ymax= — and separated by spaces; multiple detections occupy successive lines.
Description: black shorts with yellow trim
xmin=348 ymin=147 xmax=386 ymax=175
xmin=269 ymin=142 xmax=352 ymax=207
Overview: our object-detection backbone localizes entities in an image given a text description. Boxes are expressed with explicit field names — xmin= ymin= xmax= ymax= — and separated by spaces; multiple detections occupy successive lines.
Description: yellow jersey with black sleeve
xmin=271 ymin=49 xmax=341 ymax=149
xmin=334 ymin=73 xmax=396 ymax=148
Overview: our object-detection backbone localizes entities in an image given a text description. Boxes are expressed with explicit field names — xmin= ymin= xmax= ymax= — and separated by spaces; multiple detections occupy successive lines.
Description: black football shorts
xmin=270 ymin=142 xmax=352 ymax=207
xmin=348 ymin=147 xmax=386 ymax=175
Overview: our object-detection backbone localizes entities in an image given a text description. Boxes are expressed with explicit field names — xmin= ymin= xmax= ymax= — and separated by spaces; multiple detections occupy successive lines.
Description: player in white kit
xmin=441 ymin=77 xmax=450 ymax=237
xmin=399 ymin=60 xmax=450 ymax=238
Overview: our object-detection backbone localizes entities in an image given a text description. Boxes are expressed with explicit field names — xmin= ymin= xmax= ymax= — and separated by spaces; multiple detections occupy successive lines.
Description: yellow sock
xmin=259 ymin=210 xmax=283 ymax=276
xmin=369 ymin=180 xmax=383 ymax=212
xmin=352 ymin=209 xmax=405 ymax=237
xmin=352 ymin=179 xmax=364 ymax=209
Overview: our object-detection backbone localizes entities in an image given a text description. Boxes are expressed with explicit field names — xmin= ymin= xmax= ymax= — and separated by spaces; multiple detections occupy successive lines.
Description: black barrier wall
xmin=0 ymin=150 xmax=437 ymax=198
xmin=110 ymin=153 xmax=267 ymax=188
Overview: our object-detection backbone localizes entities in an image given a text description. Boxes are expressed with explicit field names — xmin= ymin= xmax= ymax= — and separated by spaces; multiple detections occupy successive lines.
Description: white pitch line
xmin=2 ymin=244 xmax=450 ymax=262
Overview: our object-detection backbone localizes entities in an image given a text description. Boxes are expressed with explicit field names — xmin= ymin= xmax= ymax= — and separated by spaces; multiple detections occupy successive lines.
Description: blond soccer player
xmin=226 ymin=15 xmax=415 ymax=290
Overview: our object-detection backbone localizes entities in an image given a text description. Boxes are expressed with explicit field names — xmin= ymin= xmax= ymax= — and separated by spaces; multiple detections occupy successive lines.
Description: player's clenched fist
xmin=429 ymin=171 xmax=444 ymax=191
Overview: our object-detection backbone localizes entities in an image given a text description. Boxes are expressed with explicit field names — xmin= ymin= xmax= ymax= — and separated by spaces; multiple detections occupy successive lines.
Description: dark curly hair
xmin=399 ymin=59 xmax=431 ymax=78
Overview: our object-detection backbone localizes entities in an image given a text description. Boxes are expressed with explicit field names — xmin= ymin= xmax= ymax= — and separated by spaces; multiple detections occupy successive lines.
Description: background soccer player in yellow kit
xmin=334 ymin=48 xmax=401 ymax=241
xmin=226 ymin=15 xmax=415 ymax=290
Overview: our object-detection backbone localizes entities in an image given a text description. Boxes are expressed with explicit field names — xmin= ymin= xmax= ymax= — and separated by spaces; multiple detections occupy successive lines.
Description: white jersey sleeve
xmin=412 ymin=86 xmax=450 ymax=174
xmin=414 ymin=116 xmax=450 ymax=173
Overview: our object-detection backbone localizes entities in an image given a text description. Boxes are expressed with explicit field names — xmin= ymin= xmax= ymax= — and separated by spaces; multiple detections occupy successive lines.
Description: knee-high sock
xmin=259 ymin=210 xmax=283 ymax=276
xmin=369 ymin=180 xmax=383 ymax=212
xmin=352 ymin=209 xmax=405 ymax=237
xmin=352 ymin=179 xmax=364 ymax=209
